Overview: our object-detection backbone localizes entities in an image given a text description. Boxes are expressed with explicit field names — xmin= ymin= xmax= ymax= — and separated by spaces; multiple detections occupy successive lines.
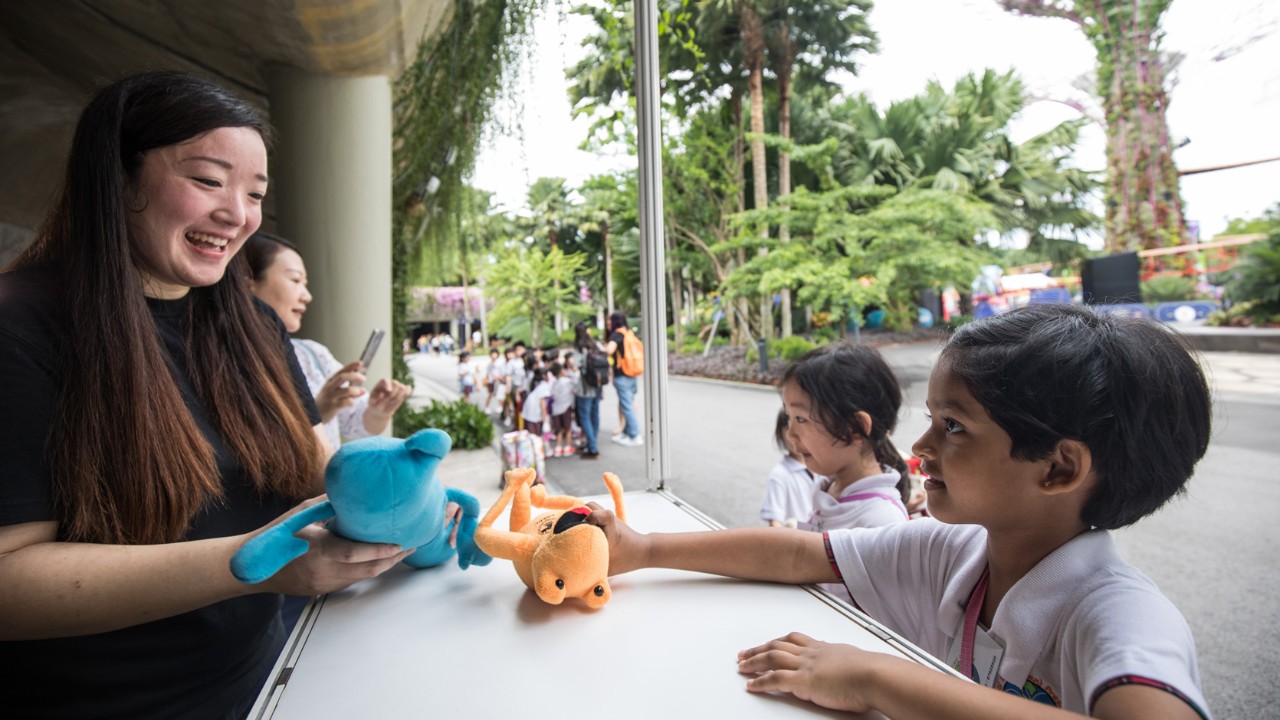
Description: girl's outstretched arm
xmin=585 ymin=504 xmax=836 ymax=584
xmin=737 ymin=633 xmax=1200 ymax=720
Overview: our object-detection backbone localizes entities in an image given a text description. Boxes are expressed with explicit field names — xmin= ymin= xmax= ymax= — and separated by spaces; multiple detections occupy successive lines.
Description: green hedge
xmin=399 ymin=399 xmax=494 ymax=450
xmin=746 ymin=336 xmax=817 ymax=364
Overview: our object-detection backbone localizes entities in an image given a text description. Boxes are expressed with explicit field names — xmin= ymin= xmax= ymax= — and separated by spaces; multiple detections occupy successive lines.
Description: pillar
xmin=266 ymin=66 xmax=395 ymax=405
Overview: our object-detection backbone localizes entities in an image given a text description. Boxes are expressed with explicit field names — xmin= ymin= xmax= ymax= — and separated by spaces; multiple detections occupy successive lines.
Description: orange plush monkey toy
xmin=476 ymin=468 xmax=626 ymax=609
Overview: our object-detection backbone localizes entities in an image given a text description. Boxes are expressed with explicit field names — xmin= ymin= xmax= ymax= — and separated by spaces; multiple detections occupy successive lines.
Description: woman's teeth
xmin=186 ymin=232 xmax=228 ymax=249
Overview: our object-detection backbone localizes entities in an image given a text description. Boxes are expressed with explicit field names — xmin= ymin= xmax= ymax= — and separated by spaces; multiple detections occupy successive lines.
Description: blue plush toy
xmin=231 ymin=428 xmax=491 ymax=584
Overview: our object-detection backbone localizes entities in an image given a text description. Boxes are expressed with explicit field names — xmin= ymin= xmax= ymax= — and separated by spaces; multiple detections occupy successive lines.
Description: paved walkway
xmin=1197 ymin=350 xmax=1280 ymax=401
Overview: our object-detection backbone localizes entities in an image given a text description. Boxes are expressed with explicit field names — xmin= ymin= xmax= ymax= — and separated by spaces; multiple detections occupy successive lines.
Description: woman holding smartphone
xmin=245 ymin=232 xmax=411 ymax=448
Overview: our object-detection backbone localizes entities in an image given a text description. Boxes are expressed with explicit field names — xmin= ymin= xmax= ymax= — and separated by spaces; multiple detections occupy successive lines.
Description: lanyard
xmin=958 ymin=565 xmax=991 ymax=682
xmin=838 ymin=491 xmax=910 ymax=519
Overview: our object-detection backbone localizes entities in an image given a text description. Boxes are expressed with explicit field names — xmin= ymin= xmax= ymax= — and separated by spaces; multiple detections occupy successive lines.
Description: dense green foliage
xmin=745 ymin=335 xmax=816 ymax=364
xmin=486 ymin=246 xmax=592 ymax=347
xmin=1141 ymin=275 xmax=1198 ymax=303
xmin=1222 ymin=206 xmax=1280 ymax=325
xmin=401 ymin=2 xmax=1107 ymax=358
xmin=389 ymin=1 xmax=539 ymax=435
xmin=400 ymin=399 xmax=495 ymax=450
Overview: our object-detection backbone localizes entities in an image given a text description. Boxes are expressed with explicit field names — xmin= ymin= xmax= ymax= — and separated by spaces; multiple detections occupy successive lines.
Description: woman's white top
xmin=292 ymin=338 xmax=373 ymax=449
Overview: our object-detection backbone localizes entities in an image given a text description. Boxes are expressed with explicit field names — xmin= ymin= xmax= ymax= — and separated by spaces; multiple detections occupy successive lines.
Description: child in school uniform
xmin=521 ymin=367 xmax=553 ymax=440
xmin=780 ymin=343 xmax=913 ymax=532
xmin=483 ymin=348 xmax=505 ymax=415
xmin=499 ymin=347 xmax=519 ymax=428
xmin=456 ymin=351 xmax=475 ymax=400
xmin=588 ymin=304 xmax=1213 ymax=719
xmin=549 ymin=361 xmax=577 ymax=457
xmin=760 ymin=409 xmax=820 ymax=528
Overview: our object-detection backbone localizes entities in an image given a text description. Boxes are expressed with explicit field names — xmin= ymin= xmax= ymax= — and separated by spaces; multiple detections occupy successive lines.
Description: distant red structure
xmin=1137 ymin=234 xmax=1264 ymax=281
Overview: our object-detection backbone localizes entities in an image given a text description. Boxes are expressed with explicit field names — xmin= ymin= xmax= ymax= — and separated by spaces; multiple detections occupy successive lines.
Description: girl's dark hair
xmin=573 ymin=321 xmax=595 ymax=352
xmin=243 ymin=231 xmax=301 ymax=281
xmin=10 ymin=71 xmax=320 ymax=545
xmin=942 ymin=304 xmax=1211 ymax=529
xmin=780 ymin=342 xmax=908 ymax=501
xmin=774 ymin=408 xmax=791 ymax=453
xmin=608 ymin=311 xmax=628 ymax=332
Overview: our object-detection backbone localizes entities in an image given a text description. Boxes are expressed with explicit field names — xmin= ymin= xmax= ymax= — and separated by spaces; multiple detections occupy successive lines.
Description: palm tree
xmin=765 ymin=0 xmax=876 ymax=336
xmin=524 ymin=177 xmax=578 ymax=334
xmin=576 ymin=174 xmax=630 ymax=316
xmin=487 ymin=246 xmax=589 ymax=348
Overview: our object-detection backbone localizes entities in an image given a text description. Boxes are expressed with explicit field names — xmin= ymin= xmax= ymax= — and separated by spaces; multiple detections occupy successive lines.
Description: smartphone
xmin=359 ymin=329 xmax=386 ymax=369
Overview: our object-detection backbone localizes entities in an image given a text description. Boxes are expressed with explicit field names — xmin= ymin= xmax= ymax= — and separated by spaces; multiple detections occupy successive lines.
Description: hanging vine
xmin=390 ymin=0 xmax=540 ymax=432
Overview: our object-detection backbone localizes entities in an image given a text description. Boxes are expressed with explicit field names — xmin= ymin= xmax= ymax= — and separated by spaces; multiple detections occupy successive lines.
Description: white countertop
xmin=251 ymin=490 xmax=952 ymax=719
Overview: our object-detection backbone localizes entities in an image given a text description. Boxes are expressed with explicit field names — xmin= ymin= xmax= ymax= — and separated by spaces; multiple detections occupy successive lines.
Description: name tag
xmin=946 ymin=625 xmax=1006 ymax=688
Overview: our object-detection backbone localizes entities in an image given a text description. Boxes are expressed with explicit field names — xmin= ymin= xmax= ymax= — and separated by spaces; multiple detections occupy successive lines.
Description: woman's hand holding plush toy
xmin=442 ymin=501 xmax=462 ymax=548
xmin=239 ymin=496 xmax=414 ymax=597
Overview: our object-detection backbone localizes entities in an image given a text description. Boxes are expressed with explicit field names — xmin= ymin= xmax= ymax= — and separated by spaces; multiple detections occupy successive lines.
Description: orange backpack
xmin=616 ymin=327 xmax=644 ymax=377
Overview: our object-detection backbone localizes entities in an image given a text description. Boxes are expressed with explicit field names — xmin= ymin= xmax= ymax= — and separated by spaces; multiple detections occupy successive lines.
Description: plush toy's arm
xmin=446 ymin=488 xmax=492 ymax=569
xmin=475 ymin=470 xmax=541 ymax=562
xmin=603 ymin=472 xmax=627 ymax=523
xmin=528 ymin=483 xmax=585 ymax=511
xmin=529 ymin=473 xmax=626 ymax=523
xmin=230 ymin=501 xmax=337 ymax=584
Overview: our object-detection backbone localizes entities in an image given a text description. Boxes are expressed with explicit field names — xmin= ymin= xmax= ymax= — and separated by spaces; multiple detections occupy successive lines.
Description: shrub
xmin=773 ymin=335 xmax=816 ymax=362
xmin=1141 ymin=275 xmax=1198 ymax=303
xmin=745 ymin=335 xmax=815 ymax=364
xmin=1225 ymin=227 xmax=1280 ymax=321
xmin=1206 ymin=300 xmax=1280 ymax=328
xmin=678 ymin=335 xmax=703 ymax=355
xmin=812 ymin=326 xmax=840 ymax=343
xmin=398 ymin=399 xmax=494 ymax=450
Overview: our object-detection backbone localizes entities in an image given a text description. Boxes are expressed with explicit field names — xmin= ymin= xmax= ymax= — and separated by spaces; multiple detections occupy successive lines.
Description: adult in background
xmin=572 ymin=321 xmax=606 ymax=459
xmin=605 ymin=311 xmax=643 ymax=447
xmin=244 ymin=232 xmax=411 ymax=449
xmin=0 ymin=71 xmax=411 ymax=719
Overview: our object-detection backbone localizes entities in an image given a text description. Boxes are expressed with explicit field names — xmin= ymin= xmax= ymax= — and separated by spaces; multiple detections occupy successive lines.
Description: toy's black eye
xmin=594 ymin=585 xmax=604 ymax=597
xmin=555 ymin=579 xmax=564 ymax=589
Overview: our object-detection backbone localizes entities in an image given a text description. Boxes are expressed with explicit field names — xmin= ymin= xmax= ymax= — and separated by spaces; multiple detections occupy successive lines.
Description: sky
xmin=472 ymin=0 xmax=1280 ymax=243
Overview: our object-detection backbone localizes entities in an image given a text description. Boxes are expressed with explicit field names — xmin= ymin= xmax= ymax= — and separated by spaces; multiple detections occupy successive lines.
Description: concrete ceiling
xmin=0 ymin=0 xmax=452 ymax=260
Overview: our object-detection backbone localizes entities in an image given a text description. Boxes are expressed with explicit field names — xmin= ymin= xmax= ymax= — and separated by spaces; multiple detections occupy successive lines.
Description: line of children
xmin=589 ymin=304 xmax=1212 ymax=719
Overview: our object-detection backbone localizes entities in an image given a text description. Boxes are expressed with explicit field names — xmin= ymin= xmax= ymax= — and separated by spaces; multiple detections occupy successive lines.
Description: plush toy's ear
xmin=231 ymin=501 xmax=336 ymax=584
xmin=403 ymin=427 xmax=452 ymax=459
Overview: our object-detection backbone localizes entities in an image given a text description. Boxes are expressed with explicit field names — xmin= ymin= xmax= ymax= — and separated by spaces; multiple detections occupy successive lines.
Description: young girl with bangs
xmin=780 ymin=343 xmax=913 ymax=532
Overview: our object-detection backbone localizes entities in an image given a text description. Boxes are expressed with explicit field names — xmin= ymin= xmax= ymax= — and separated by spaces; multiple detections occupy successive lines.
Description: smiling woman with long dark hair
xmin=0 ymin=71 xmax=410 ymax=719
